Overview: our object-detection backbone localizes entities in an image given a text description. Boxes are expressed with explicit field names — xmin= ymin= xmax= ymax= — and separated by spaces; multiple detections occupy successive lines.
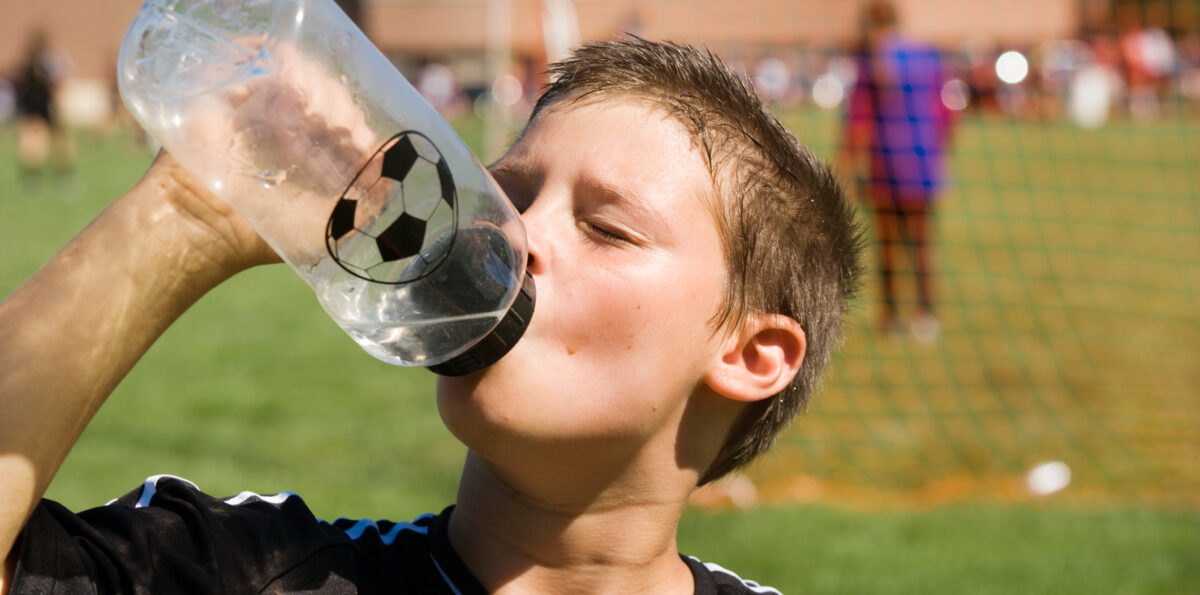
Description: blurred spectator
xmin=839 ymin=0 xmax=954 ymax=344
xmin=1119 ymin=18 xmax=1177 ymax=119
xmin=1036 ymin=40 xmax=1091 ymax=121
xmin=964 ymin=39 xmax=1000 ymax=114
xmin=993 ymin=46 xmax=1034 ymax=118
xmin=0 ymin=79 xmax=14 ymax=123
xmin=1068 ymin=52 xmax=1121 ymax=128
xmin=13 ymin=31 xmax=75 ymax=193
xmin=1178 ymin=32 xmax=1200 ymax=115
xmin=752 ymin=54 xmax=791 ymax=105
xmin=416 ymin=58 xmax=466 ymax=119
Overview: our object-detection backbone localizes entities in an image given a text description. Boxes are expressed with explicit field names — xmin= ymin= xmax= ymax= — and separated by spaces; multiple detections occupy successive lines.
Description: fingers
xmin=166 ymin=41 xmax=380 ymax=268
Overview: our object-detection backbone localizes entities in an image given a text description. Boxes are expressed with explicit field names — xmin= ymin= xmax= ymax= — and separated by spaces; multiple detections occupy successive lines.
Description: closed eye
xmin=580 ymin=219 xmax=639 ymax=246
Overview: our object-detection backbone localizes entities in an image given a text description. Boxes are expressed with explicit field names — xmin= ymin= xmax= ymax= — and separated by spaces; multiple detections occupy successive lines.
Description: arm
xmin=0 ymin=153 xmax=278 ymax=579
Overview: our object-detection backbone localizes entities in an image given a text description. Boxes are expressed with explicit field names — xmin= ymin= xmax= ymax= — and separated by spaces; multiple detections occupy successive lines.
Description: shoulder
xmin=14 ymin=475 xmax=463 ymax=593
xmin=14 ymin=475 xmax=339 ymax=592
xmin=124 ymin=476 xmax=460 ymax=591
xmin=103 ymin=474 xmax=338 ymax=548
xmin=683 ymin=555 xmax=783 ymax=595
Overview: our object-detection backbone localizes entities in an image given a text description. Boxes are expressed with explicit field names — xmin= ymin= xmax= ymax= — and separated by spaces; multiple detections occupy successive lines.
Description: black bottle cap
xmin=427 ymin=271 xmax=536 ymax=376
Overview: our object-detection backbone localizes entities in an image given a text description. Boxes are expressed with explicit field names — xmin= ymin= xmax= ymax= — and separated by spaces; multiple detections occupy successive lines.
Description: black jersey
xmin=11 ymin=476 xmax=780 ymax=594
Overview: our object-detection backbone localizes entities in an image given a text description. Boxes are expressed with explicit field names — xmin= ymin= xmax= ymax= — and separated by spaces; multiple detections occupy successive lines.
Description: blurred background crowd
xmin=1 ymin=0 xmax=1198 ymax=159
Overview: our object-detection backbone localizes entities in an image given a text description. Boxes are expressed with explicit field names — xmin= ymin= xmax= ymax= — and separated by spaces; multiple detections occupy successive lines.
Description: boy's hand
xmin=224 ymin=41 xmax=374 ymax=197
xmin=171 ymin=41 xmax=376 ymax=267
xmin=138 ymin=150 xmax=281 ymax=276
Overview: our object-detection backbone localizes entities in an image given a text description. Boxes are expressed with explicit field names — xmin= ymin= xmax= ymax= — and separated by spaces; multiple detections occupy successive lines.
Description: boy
xmin=0 ymin=38 xmax=861 ymax=593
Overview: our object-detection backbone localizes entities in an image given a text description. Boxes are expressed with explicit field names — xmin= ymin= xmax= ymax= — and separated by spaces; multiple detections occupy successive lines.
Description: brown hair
xmin=527 ymin=38 xmax=864 ymax=485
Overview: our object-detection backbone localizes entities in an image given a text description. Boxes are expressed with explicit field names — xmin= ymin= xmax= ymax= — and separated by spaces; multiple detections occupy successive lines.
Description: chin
xmin=434 ymin=360 xmax=530 ymax=445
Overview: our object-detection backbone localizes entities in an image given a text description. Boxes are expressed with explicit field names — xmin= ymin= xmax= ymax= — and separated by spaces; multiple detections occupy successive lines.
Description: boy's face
xmin=437 ymin=98 xmax=729 ymax=469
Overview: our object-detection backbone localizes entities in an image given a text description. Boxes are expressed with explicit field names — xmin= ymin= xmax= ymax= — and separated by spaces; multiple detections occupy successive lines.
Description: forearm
xmin=0 ymin=169 xmax=254 ymax=562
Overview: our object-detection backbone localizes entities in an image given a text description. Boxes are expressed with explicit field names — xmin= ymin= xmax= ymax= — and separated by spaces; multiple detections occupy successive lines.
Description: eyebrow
xmin=582 ymin=175 xmax=672 ymax=241
xmin=491 ymin=161 xmax=673 ymax=241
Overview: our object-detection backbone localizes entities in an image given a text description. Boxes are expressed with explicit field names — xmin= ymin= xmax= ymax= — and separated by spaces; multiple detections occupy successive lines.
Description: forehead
xmin=504 ymin=97 xmax=719 ymax=214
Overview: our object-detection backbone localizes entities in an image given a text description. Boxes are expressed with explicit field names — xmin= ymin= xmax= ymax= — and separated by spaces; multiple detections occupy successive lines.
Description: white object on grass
xmin=1026 ymin=461 xmax=1071 ymax=496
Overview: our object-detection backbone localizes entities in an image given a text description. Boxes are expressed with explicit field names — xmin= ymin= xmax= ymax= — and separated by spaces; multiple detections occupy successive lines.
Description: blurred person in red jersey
xmin=839 ymin=0 xmax=955 ymax=344
xmin=12 ymin=31 xmax=75 ymax=194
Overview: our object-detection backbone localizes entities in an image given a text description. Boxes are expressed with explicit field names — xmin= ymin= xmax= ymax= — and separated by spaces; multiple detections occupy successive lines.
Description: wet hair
xmin=528 ymin=38 xmax=864 ymax=485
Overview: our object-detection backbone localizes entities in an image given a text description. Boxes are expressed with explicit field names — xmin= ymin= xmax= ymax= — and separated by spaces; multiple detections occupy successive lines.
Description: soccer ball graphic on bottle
xmin=325 ymin=130 xmax=458 ymax=284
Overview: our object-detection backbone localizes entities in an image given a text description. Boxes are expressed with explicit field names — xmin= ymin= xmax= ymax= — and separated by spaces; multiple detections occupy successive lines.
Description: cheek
xmin=556 ymin=265 xmax=717 ymax=366
xmin=553 ymin=268 xmax=646 ymax=352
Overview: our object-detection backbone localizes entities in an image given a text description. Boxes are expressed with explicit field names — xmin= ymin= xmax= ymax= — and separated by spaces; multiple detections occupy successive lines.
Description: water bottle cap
xmin=428 ymin=272 xmax=536 ymax=376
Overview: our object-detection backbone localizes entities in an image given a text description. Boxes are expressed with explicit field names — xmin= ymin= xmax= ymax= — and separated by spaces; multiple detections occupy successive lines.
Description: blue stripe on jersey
xmin=429 ymin=553 xmax=465 ymax=595
xmin=324 ymin=513 xmax=436 ymax=546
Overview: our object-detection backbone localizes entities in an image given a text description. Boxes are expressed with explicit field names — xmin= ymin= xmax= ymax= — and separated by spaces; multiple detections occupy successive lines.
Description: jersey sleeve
xmin=10 ymin=475 xmax=347 ymax=593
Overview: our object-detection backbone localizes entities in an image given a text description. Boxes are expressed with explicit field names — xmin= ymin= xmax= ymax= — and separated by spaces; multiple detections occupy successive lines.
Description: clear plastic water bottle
xmin=117 ymin=0 xmax=533 ymax=375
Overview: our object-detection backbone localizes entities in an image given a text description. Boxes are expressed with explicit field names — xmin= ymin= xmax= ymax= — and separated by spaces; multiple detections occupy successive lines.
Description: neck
xmin=448 ymin=451 xmax=697 ymax=594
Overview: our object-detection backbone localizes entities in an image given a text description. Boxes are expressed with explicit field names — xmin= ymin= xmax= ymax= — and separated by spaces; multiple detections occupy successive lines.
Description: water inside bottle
xmin=311 ymin=224 xmax=521 ymax=366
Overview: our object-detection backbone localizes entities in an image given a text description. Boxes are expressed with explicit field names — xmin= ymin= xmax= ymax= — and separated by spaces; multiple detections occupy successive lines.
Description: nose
xmin=522 ymin=220 xmax=544 ymax=277
xmin=520 ymin=201 xmax=547 ymax=277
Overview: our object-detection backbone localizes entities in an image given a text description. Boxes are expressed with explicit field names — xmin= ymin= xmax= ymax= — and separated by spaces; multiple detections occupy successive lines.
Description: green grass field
xmin=2 ymin=115 xmax=1198 ymax=593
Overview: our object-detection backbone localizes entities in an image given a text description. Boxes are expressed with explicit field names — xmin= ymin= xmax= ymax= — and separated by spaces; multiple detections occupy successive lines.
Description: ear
xmin=703 ymin=314 xmax=807 ymax=403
